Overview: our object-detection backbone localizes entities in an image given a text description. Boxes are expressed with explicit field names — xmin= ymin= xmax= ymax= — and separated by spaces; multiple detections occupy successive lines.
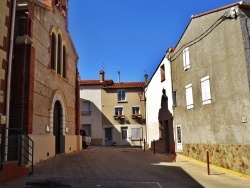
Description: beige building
xmin=80 ymin=71 xmax=147 ymax=147
xmin=0 ymin=0 xmax=10 ymax=123
xmin=170 ymin=1 xmax=250 ymax=175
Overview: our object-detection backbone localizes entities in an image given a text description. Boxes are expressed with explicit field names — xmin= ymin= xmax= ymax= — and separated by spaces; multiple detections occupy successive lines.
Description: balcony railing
xmin=0 ymin=127 xmax=34 ymax=174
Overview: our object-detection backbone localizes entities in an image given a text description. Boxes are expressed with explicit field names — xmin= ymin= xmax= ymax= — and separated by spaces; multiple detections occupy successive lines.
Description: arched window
xmin=63 ymin=45 xmax=67 ymax=78
xmin=57 ymin=34 xmax=62 ymax=75
xmin=51 ymin=33 xmax=56 ymax=71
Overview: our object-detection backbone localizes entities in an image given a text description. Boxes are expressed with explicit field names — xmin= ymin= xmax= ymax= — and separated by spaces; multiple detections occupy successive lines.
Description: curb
xmin=176 ymin=153 xmax=250 ymax=180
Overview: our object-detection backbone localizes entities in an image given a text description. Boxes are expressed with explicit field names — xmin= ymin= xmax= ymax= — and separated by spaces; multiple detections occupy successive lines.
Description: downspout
xmin=5 ymin=0 xmax=17 ymax=161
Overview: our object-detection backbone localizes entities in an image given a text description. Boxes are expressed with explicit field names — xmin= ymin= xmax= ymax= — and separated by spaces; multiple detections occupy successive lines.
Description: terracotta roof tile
xmin=103 ymin=82 xmax=145 ymax=89
xmin=80 ymin=79 xmax=114 ymax=86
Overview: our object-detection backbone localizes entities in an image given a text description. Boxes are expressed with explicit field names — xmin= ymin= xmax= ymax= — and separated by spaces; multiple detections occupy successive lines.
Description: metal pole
xmin=153 ymin=139 xmax=155 ymax=154
xmin=206 ymin=150 xmax=210 ymax=175
xmin=143 ymin=139 xmax=145 ymax=152
xmin=5 ymin=0 xmax=17 ymax=161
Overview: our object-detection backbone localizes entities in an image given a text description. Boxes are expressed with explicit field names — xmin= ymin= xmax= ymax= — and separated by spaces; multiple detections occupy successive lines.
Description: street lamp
xmin=138 ymin=73 xmax=148 ymax=101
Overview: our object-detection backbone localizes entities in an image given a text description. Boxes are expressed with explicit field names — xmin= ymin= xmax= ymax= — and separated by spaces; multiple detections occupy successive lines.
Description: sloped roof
xmin=103 ymin=82 xmax=145 ymax=89
xmin=80 ymin=80 xmax=145 ymax=89
xmin=80 ymin=80 xmax=114 ymax=86
xmin=192 ymin=1 xmax=249 ymax=19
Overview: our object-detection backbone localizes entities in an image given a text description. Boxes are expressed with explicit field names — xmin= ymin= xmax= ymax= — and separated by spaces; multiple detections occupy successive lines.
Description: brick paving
xmin=1 ymin=146 xmax=250 ymax=188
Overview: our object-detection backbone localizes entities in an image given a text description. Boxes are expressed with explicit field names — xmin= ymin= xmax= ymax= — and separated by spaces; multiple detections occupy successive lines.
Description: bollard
xmin=140 ymin=138 xmax=142 ymax=150
xmin=206 ymin=150 xmax=210 ymax=175
xmin=172 ymin=143 xmax=177 ymax=162
xmin=143 ymin=139 xmax=145 ymax=152
xmin=153 ymin=140 xmax=155 ymax=154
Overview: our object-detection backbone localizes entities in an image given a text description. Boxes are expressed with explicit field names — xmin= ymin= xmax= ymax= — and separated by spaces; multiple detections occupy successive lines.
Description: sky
xmin=68 ymin=0 xmax=239 ymax=82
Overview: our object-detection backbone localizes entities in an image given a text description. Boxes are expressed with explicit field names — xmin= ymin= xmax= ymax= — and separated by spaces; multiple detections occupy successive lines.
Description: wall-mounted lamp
xmin=65 ymin=127 xmax=69 ymax=133
xmin=17 ymin=0 xmax=28 ymax=7
xmin=46 ymin=125 xmax=50 ymax=132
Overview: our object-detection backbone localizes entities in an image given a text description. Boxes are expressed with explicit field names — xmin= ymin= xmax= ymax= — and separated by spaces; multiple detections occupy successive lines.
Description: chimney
xmin=99 ymin=70 xmax=105 ymax=82
xmin=118 ymin=71 xmax=120 ymax=83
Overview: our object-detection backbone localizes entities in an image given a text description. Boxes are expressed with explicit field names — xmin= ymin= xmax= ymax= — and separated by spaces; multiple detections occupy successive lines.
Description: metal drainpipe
xmin=4 ymin=0 xmax=17 ymax=161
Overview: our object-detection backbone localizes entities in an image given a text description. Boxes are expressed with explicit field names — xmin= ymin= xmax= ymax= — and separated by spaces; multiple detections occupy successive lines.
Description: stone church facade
xmin=10 ymin=0 xmax=80 ymax=164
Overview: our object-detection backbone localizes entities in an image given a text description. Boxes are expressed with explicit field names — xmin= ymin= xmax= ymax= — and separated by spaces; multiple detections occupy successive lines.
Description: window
xmin=57 ymin=34 xmax=62 ymax=75
xmin=81 ymin=124 xmax=91 ymax=136
xmin=185 ymin=83 xmax=194 ymax=109
xmin=121 ymin=127 xmax=128 ymax=139
xmin=114 ymin=106 xmax=123 ymax=116
xmin=173 ymin=90 xmax=177 ymax=107
xmin=51 ymin=32 xmax=67 ymax=78
xmin=82 ymin=100 xmax=91 ymax=115
xmin=131 ymin=127 xmax=142 ymax=140
xmin=132 ymin=106 xmax=140 ymax=115
xmin=183 ymin=47 xmax=190 ymax=70
xmin=160 ymin=64 xmax=165 ymax=82
xmin=117 ymin=89 xmax=126 ymax=101
xmin=63 ymin=45 xmax=67 ymax=78
xmin=177 ymin=126 xmax=182 ymax=143
xmin=201 ymin=76 xmax=211 ymax=105
xmin=51 ymin=33 xmax=56 ymax=71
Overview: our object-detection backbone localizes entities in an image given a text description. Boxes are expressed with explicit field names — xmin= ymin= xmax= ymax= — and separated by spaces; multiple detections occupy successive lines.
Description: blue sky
xmin=68 ymin=0 xmax=238 ymax=82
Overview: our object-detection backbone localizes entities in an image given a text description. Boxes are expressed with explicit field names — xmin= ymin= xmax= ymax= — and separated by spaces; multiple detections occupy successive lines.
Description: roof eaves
xmin=192 ymin=1 xmax=245 ymax=19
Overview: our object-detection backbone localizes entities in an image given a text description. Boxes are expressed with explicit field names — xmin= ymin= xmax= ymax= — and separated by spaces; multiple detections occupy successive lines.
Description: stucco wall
xmin=80 ymin=85 xmax=103 ymax=145
xmin=146 ymin=56 xmax=174 ymax=151
xmin=171 ymin=6 xmax=250 ymax=175
xmin=102 ymin=87 xmax=146 ymax=146
xmin=30 ymin=134 xmax=81 ymax=164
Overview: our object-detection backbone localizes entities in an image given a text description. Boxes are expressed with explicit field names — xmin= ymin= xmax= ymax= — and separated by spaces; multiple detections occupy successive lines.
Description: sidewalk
xmin=1 ymin=146 xmax=250 ymax=188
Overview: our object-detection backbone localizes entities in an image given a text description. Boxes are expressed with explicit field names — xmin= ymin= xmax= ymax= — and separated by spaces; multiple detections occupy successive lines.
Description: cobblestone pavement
xmin=2 ymin=146 xmax=250 ymax=188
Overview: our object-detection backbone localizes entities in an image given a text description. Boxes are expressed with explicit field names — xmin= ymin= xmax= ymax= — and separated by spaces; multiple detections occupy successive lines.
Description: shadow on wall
xmin=81 ymin=98 xmax=123 ymax=146
xmin=151 ymin=88 xmax=174 ymax=154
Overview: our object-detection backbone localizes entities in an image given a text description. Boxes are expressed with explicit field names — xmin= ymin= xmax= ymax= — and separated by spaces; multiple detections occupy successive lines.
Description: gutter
xmin=5 ymin=0 xmax=17 ymax=161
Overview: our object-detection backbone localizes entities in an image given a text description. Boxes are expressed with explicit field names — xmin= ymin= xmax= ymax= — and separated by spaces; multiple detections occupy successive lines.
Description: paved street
xmin=2 ymin=146 xmax=250 ymax=188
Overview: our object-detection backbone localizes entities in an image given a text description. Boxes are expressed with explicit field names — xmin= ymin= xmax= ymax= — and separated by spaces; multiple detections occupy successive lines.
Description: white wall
xmin=80 ymin=85 xmax=104 ymax=145
xmin=146 ymin=56 xmax=173 ymax=148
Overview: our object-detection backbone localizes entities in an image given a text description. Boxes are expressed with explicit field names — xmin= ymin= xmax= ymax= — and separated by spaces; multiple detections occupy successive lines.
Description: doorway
xmin=53 ymin=101 xmax=62 ymax=154
xmin=121 ymin=127 xmax=129 ymax=145
xmin=105 ymin=128 xmax=112 ymax=146
xmin=176 ymin=125 xmax=183 ymax=152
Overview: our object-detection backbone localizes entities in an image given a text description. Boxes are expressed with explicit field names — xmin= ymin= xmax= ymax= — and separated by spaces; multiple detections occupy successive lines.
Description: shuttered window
xmin=131 ymin=127 xmax=141 ymax=140
xmin=183 ymin=47 xmax=190 ymax=70
xmin=201 ymin=76 xmax=211 ymax=105
xmin=185 ymin=83 xmax=194 ymax=109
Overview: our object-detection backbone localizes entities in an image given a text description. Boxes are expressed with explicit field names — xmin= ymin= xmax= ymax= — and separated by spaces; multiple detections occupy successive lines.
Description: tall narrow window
xmin=117 ymin=89 xmax=126 ymax=101
xmin=183 ymin=47 xmax=190 ymax=70
xmin=63 ymin=45 xmax=67 ymax=78
xmin=57 ymin=34 xmax=62 ymax=75
xmin=51 ymin=33 xmax=56 ymax=71
xmin=82 ymin=100 xmax=91 ymax=115
xmin=160 ymin=64 xmax=165 ymax=82
xmin=121 ymin=127 xmax=128 ymax=139
xmin=173 ymin=90 xmax=177 ymax=107
xmin=185 ymin=83 xmax=194 ymax=109
xmin=201 ymin=76 xmax=211 ymax=105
